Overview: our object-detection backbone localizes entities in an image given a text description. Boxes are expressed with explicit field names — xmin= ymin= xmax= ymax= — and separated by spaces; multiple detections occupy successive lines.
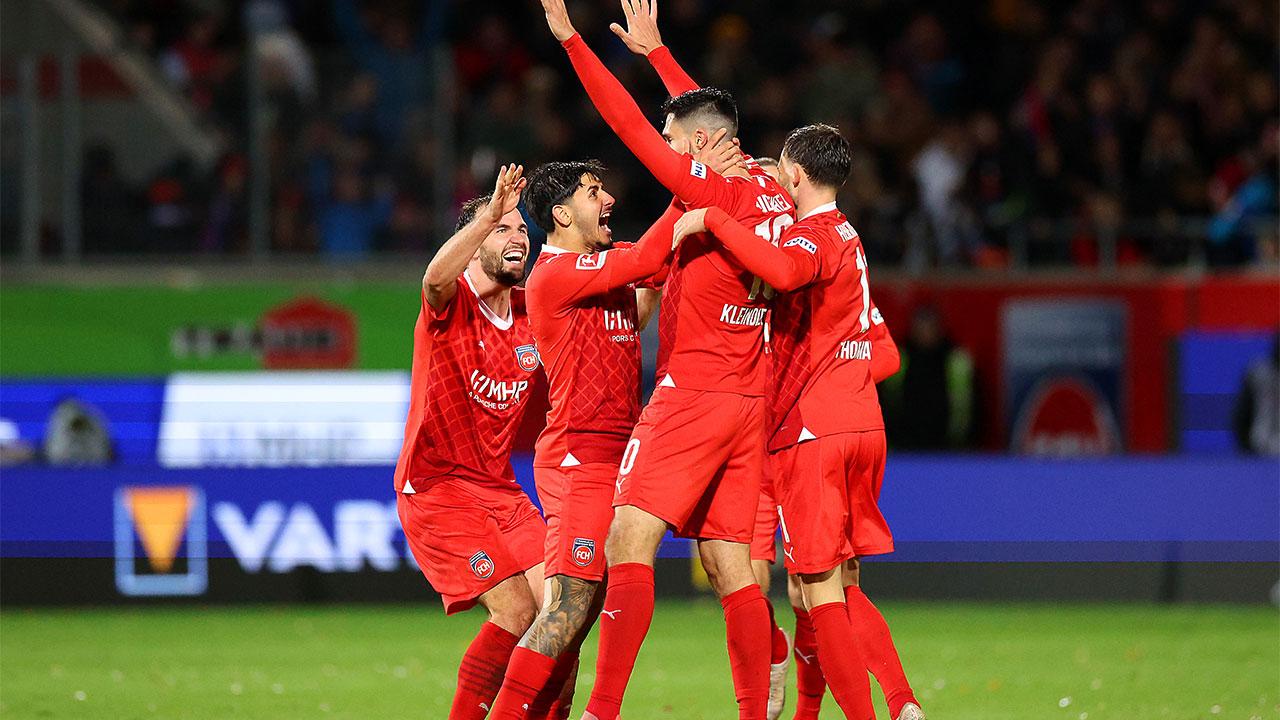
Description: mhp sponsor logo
xmin=114 ymin=486 xmax=208 ymax=597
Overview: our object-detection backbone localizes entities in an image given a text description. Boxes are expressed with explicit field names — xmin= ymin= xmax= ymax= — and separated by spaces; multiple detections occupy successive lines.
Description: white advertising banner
xmin=157 ymin=372 xmax=410 ymax=468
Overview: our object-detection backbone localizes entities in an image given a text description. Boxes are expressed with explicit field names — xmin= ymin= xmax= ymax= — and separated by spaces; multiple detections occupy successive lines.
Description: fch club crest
xmin=515 ymin=344 xmax=541 ymax=372
xmin=469 ymin=550 xmax=495 ymax=579
xmin=571 ymin=537 xmax=596 ymax=567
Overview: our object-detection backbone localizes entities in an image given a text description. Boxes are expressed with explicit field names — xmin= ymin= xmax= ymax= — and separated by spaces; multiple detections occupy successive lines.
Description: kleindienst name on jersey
xmin=720 ymin=304 xmax=769 ymax=327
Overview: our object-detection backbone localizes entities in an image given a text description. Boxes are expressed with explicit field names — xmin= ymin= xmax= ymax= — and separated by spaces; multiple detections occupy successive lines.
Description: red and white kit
xmin=562 ymin=33 xmax=797 ymax=542
xmin=703 ymin=203 xmax=894 ymax=573
xmin=394 ymin=272 xmax=545 ymax=614
xmin=525 ymin=210 xmax=676 ymax=580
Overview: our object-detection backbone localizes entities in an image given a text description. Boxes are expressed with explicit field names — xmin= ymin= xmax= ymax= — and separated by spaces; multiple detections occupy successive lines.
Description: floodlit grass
xmin=1 ymin=601 xmax=1276 ymax=719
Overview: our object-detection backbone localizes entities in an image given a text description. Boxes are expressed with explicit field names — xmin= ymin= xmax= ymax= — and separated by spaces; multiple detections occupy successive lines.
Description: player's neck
xmin=547 ymin=229 xmax=591 ymax=255
xmin=794 ymin=188 xmax=839 ymax=219
xmin=464 ymin=266 xmax=512 ymax=317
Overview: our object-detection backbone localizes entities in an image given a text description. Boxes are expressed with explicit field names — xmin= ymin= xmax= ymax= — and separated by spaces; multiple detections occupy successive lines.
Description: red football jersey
xmin=656 ymin=162 xmax=796 ymax=394
xmin=525 ymin=244 xmax=645 ymax=467
xmin=766 ymin=203 xmax=884 ymax=450
xmin=393 ymin=272 xmax=540 ymax=494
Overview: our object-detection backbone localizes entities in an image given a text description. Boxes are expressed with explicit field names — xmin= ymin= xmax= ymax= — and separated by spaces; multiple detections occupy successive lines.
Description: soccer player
xmin=485 ymin=160 xmax=679 ymax=719
xmin=394 ymin=165 xmax=548 ymax=720
xmin=752 ymin=158 xmax=909 ymax=720
xmin=540 ymin=2 xmax=796 ymax=718
xmin=673 ymin=125 xmax=924 ymax=720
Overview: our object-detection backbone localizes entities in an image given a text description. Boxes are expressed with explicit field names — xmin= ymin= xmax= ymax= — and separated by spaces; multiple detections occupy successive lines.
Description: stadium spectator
xmin=1234 ymin=335 xmax=1280 ymax=456
xmin=35 ymin=0 xmax=1279 ymax=267
xmin=885 ymin=306 xmax=977 ymax=450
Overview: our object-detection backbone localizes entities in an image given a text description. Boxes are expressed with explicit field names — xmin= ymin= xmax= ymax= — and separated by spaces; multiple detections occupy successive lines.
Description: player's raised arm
xmin=540 ymin=0 xmax=736 ymax=210
xmin=609 ymin=0 xmax=700 ymax=95
xmin=673 ymin=207 xmax=820 ymax=292
xmin=422 ymin=164 xmax=525 ymax=310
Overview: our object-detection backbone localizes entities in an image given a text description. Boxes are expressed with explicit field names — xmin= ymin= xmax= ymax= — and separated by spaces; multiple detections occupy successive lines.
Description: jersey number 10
xmin=748 ymin=215 xmax=795 ymax=301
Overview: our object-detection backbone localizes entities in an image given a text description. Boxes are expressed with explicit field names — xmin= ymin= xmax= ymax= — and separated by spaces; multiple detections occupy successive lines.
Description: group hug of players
xmin=393 ymin=2 xmax=925 ymax=719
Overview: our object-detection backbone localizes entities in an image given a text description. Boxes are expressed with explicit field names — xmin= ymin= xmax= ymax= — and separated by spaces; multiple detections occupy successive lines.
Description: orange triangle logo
xmin=125 ymin=487 xmax=192 ymax=573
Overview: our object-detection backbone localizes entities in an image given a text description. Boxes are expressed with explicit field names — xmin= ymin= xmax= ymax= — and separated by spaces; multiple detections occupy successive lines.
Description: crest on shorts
xmin=514 ymin=344 xmax=540 ymax=372
xmin=571 ymin=538 xmax=596 ymax=567
xmin=469 ymin=550 xmax=495 ymax=579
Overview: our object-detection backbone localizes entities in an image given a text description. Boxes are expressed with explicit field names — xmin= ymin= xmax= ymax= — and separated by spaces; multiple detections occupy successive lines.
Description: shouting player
xmin=394 ymin=165 xmax=548 ymax=720
xmin=540 ymin=1 xmax=796 ymax=718
xmin=486 ymin=161 xmax=679 ymax=719
xmin=674 ymin=125 xmax=924 ymax=720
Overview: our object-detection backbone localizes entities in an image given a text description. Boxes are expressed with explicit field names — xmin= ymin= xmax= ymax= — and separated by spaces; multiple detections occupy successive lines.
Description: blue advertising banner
xmin=1178 ymin=331 xmax=1277 ymax=452
xmin=0 ymin=379 xmax=166 ymax=465
xmin=2 ymin=456 xmax=1275 ymax=599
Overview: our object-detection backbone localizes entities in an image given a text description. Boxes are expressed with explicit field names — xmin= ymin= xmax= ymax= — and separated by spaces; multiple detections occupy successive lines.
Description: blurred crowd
xmin=64 ymin=0 xmax=1280 ymax=266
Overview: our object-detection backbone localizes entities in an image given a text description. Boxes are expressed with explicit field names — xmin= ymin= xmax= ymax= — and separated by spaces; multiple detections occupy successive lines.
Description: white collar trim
xmin=540 ymin=243 xmax=571 ymax=254
xmin=799 ymin=201 xmax=839 ymax=221
xmin=463 ymin=268 xmax=513 ymax=330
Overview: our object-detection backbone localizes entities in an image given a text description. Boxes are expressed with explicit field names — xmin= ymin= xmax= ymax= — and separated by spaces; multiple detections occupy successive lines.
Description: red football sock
xmin=488 ymin=647 xmax=558 ymax=719
xmin=846 ymin=585 xmax=919 ymax=719
xmin=721 ymin=584 xmax=772 ymax=720
xmin=528 ymin=651 xmax=578 ymax=720
xmin=809 ymin=602 xmax=875 ymax=720
xmin=584 ymin=563 xmax=655 ymax=720
xmin=449 ymin=621 xmax=520 ymax=720
xmin=790 ymin=606 xmax=826 ymax=720
xmin=766 ymin=599 xmax=789 ymax=664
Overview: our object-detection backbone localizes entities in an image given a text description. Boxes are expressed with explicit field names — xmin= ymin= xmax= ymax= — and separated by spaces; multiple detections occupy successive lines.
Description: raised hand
xmin=540 ymin=0 xmax=576 ymax=42
xmin=692 ymin=127 xmax=747 ymax=177
xmin=609 ymin=0 xmax=663 ymax=56
xmin=486 ymin=164 xmax=526 ymax=222
xmin=671 ymin=207 xmax=709 ymax=250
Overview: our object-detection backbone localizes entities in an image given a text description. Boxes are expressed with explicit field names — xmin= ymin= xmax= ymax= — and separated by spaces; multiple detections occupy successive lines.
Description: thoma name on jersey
xmin=838 ymin=339 xmax=872 ymax=360
xmin=468 ymin=369 xmax=529 ymax=410
xmin=720 ymin=304 xmax=768 ymax=327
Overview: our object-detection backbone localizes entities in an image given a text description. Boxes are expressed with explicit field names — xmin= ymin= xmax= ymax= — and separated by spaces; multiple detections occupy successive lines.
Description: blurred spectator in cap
xmin=44 ymin=399 xmax=114 ymax=466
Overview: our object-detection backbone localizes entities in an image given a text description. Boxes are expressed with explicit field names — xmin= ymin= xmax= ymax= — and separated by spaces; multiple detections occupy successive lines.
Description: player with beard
xmin=674 ymin=125 xmax=924 ymax=720
xmin=394 ymin=165 xmax=549 ymax=720
xmin=486 ymin=160 xmax=679 ymax=719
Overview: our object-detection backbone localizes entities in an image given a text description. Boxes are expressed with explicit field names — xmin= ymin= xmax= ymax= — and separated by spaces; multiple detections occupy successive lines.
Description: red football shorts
xmin=615 ymin=386 xmax=764 ymax=543
xmin=771 ymin=430 xmax=894 ymax=575
xmin=535 ymin=462 xmax=615 ymax=581
xmin=751 ymin=463 xmax=779 ymax=563
xmin=397 ymin=478 xmax=545 ymax=614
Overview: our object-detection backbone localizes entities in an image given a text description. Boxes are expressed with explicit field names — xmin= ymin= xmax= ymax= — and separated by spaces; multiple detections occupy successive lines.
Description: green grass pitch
xmin=1 ymin=601 xmax=1276 ymax=719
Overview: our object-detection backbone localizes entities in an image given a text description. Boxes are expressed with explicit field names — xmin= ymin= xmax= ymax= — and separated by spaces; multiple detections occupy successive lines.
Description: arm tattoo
xmin=521 ymin=575 xmax=599 ymax=657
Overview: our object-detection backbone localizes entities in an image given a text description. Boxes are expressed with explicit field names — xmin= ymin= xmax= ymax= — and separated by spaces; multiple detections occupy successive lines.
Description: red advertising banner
xmin=871 ymin=271 xmax=1279 ymax=451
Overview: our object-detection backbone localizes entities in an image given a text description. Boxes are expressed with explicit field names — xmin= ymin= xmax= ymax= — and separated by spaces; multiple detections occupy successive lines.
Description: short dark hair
xmin=781 ymin=124 xmax=851 ymax=189
xmin=455 ymin=194 xmax=493 ymax=232
xmin=522 ymin=160 xmax=606 ymax=233
xmin=661 ymin=87 xmax=738 ymax=137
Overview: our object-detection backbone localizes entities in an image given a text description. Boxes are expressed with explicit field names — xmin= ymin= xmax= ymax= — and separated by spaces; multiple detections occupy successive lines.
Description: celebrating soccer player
xmin=393 ymin=165 xmax=550 ymax=720
xmin=485 ymin=160 xmax=680 ymax=719
xmin=673 ymin=125 xmax=924 ymax=720
xmin=539 ymin=2 xmax=797 ymax=718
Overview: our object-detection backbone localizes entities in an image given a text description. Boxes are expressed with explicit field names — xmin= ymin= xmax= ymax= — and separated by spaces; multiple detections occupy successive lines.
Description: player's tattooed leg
xmin=521 ymin=574 xmax=599 ymax=658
